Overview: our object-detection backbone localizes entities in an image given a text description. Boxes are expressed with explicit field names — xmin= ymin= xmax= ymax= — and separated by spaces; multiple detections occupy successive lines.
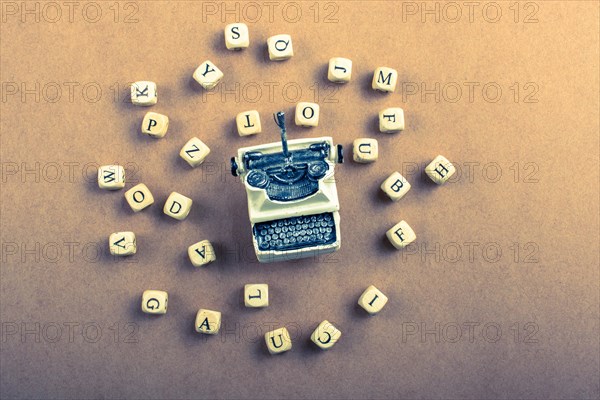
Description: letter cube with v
xmin=358 ymin=285 xmax=388 ymax=315
xmin=267 ymin=34 xmax=293 ymax=60
xmin=141 ymin=290 xmax=168 ymax=315
xmin=141 ymin=112 xmax=169 ymax=138
xmin=386 ymin=220 xmax=416 ymax=249
xmin=244 ymin=284 xmax=269 ymax=308
xmin=131 ymin=81 xmax=157 ymax=106
xmin=109 ymin=231 xmax=136 ymax=256
xmin=265 ymin=327 xmax=292 ymax=354
xmin=98 ymin=165 xmax=125 ymax=190
xmin=425 ymin=155 xmax=456 ymax=185
xmin=193 ymin=60 xmax=224 ymax=90
xmin=180 ymin=137 xmax=210 ymax=167
xmin=164 ymin=192 xmax=193 ymax=220
xmin=311 ymin=320 xmax=341 ymax=350
xmin=381 ymin=172 xmax=411 ymax=201
xmin=195 ymin=309 xmax=221 ymax=335
xmin=188 ymin=240 xmax=216 ymax=267
xmin=125 ymin=183 xmax=154 ymax=212
xmin=372 ymin=67 xmax=398 ymax=93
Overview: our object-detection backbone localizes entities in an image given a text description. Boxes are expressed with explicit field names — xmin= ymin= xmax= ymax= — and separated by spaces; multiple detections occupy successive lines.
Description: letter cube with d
xmin=164 ymin=192 xmax=192 ymax=220
xmin=224 ymin=23 xmax=249 ymax=50
xmin=131 ymin=81 xmax=157 ymax=106
xmin=236 ymin=110 xmax=262 ymax=136
xmin=358 ymin=285 xmax=388 ymax=315
xmin=195 ymin=309 xmax=221 ymax=335
xmin=180 ymin=137 xmax=210 ymax=167
xmin=295 ymin=102 xmax=319 ymax=127
xmin=244 ymin=284 xmax=269 ymax=308
xmin=425 ymin=155 xmax=456 ymax=185
xmin=188 ymin=240 xmax=216 ymax=267
xmin=379 ymin=108 xmax=405 ymax=133
xmin=265 ymin=327 xmax=292 ymax=354
xmin=328 ymin=57 xmax=352 ymax=83
xmin=98 ymin=165 xmax=125 ymax=190
xmin=267 ymin=34 xmax=293 ymax=60
xmin=141 ymin=290 xmax=168 ymax=314
xmin=311 ymin=320 xmax=341 ymax=350
xmin=353 ymin=138 xmax=378 ymax=163
xmin=109 ymin=231 xmax=136 ymax=256
xmin=125 ymin=183 xmax=154 ymax=212
xmin=141 ymin=112 xmax=169 ymax=138
xmin=381 ymin=172 xmax=411 ymax=201
xmin=386 ymin=220 xmax=416 ymax=249
xmin=372 ymin=67 xmax=398 ymax=93
xmin=193 ymin=60 xmax=224 ymax=90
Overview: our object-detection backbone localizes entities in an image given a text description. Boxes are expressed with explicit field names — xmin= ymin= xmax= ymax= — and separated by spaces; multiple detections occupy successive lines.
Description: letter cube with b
xmin=180 ymin=137 xmax=210 ymax=167
xmin=195 ymin=309 xmax=221 ymax=335
xmin=381 ymin=172 xmax=411 ymax=201
xmin=295 ymin=102 xmax=319 ymax=127
xmin=193 ymin=60 xmax=224 ymax=90
xmin=328 ymin=57 xmax=352 ymax=83
xmin=131 ymin=81 xmax=157 ymax=106
xmin=141 ymin=112 xmax=169 ymax=138
xmin=164 ymin=192 xmax=192 ymax=220
xmin=311 ymin=320 xmax=341 ymax=350
xmin=372 ymin=67 xmax=398 ymax=93
xmin=125 ymin=183 xmax=154 ymax=212
xmin=109 ymin=231 xmax=136 ymax=256
xmin=425 ymin=155 xmax=456 ymax=185
xmin=265 ymin=327 xmax=292 ymax=355
xmin=267 ymin=34 xmax=293 ymax=60
xmin=236 ymin=110 xmax=262 ymax=136
xmin=358 ymin=285 xmax=388 ymax=315
xmin=379 ymin=108 xmax=405 ymax=133
xmin=244 ymin=284 xmax=269 ymax=308
xmin=141 ymin=290 xmax=168 ymax=315
xmin=386 ymin=220 xmax=416 ymax=249
xmin=188 ymin=240 xmax=216 ymax=267
xmin=98 ymin=165 xmax=125 ymax=190
xmin=353 ymin=138 xmax=378 ymax=163
xmin=224 ymin=23 xmax=249 ymax=50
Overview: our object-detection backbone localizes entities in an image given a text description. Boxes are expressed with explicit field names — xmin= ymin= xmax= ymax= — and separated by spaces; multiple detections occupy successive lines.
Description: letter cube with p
xmin=265 ymin=327 xmax=292 ymax=354
xmin=195 ymin=309 xmax=221 ymax=335
xmin=164 ymin=192 xmax=192 ymax=220
xmin=141 ymin=290 xmax=168 ymax=314
xmin=141 ymin=112 xmax=169 ymax=138
xmin=109 ymin=231 xmax=136 ymax=256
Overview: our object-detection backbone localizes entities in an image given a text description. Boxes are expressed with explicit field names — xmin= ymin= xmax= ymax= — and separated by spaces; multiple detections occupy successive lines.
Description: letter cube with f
xmin=131 ymin=81 xmax=157 ymax=106
xmin=141 ymin=290 xmax=168 ymax=314
xmin=379 ymin=108 xmax=405 ymax=132
xmin=372 ymin=67 xmax=398 ymax=93
xmin=163 ymin=192 xmax=193 ymax=220
xmin=180 ymin=137 xmax=211 ymax=167
xmin=265 ymin=327 xmax=292 ymax=354
xmin=381 ymin=172 xmax=411 ymax=201
xmin=386 ymin=220 xmax=416 ymax=249
xmin=425 ymin=155 xmax=456 ymax=185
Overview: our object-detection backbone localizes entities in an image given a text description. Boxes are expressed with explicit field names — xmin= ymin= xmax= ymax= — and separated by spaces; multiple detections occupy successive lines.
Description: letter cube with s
xmin=386 ymin=220 xmax=416 ymax=249
xmin=163 ymin=192 xmax=193 ymax=220
xmin=180 ymin=137 xmax=211 ymax=167
xmin=131 ymin=81 xmax=157 ymax=106
xmin=188 ymin=240 xmax=216 ymax=267
xmin=109 ymin=231 xmax=136 ymax=256
xmin=425 ymin=155 xmax=456 ymax=185
xmin=224 ymin=23 xmax=249 ymax=50
xmin=141 ymin=112 xmax=169 ymax=138
xmin=381 ymin=172 xmax=411 ymax=201
xmin=141 ymin=290 xmax=168 ymax=314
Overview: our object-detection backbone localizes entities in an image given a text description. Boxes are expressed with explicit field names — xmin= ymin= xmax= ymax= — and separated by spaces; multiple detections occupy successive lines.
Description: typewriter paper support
xmin=231 ymin=111 xmax=343 ymax=263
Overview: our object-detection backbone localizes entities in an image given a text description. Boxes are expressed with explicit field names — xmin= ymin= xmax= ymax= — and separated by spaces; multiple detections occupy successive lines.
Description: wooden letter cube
xmin=141 ymin=290 xmax=168 ymax=314
xmin=188 ymin=240 xmax=216 ymax=267
xmin=311 ymin=320 xmax=341 ymax=350
xmin=236 ymin=110 xmax=262 ymax=136
xmin=265 ymin=327 xmax=292 ymax=354
xmin=381 ymin=172 xmax=411 ymax=201
xmin=295 ymin=102 xmax=319 ymax=127
xmin=372 ymin=67 xmax=398 ymax=92
xmin=163 ymin=192 xmax=192 ymax=220
xmin=244 ymin=284 xmax=269 ymax=308
xmin=193 ymin=60 xmax=224 ymax=90
xmin=98 ymin=165 xmax=125 ymax=190
xmin=224 ymin=23 xmax=249 ymax=50
xmin=358 ymin=285 xmax=388 ymax=315
xmin=180 ymin=137 xmax=211 ymax=167
xmin=141 ymin=112 xmax=169 ymax=138
xmin=267 ymin=34 xmax=293 ymax=60
xmin=379 ymin=108 xmax=405 ymax=132
xmin=131 ymin=81 xmax=157 ymax=106
xmin=425 ymin=155 xmax=456 ymax=185
xmin=125 ymin=183 xmax=154 ymax=212
xmin=353 ymin=138 xmax=378 ymax=163
xmin=109 ymin=231 xmax=136 ymax=256
xmin=328 ymin=57 xmax=352 ymax=83
xmin=386 ymin=220 xmax=416 ymax=249
xmin=195 ymin=309 xmax=221 ymax=335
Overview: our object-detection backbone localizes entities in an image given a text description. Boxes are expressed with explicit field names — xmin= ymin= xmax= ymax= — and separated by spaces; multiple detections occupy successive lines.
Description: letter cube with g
xmin=180 ymin=137 xmax=211 ymax=167
xmin=265 ymin=327 xmax=292 ymax=354
xmin=425 ymin=155 xmax=456 ymax=185
xmin=141 ymin=290 xmax=168 ymax=314
xmin=358 ymin=285 xmax=388 ymax=315
xmin=381 ymin=172 xmax=411 ymax=201
xmin=109 ymin=231 xmax=136 ymax=256
xmin=372 ymin=67 xmax=398 ymax=93
xmin=195 ymin=309 xmax=221 ymax=335
xmin=98 ymin=165 xmax=125 ymax=190
xmin=311 ymin=320 xmax=341 ymax=350
xmin=141 ymin=112 xmax=169 ymax=138
xmin=386 ymin=220 xmax=416 ymax=249
xmin=164 ymin=192 xmax=192 ymax=220
xmin=131 ymin=81 xmax=157 ymax=106
xmin=188 ymin=240 xmax=216 ymax=267
xmin=267 ymin=34 xmax=293 ymax=60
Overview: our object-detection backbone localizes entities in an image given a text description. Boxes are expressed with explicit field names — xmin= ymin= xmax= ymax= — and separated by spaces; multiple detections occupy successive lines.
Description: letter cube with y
xmin=193 ymin=60 xmax=224 ymax=90
xmin=164 ymin=192 xmax=192 ymax=220
xmin=98 ymin=165 xmax=125 ymax=190
xmin=131 ymin=81 xmax=157 ymax=106
xmin=141 ymin=290 xmax=168 ymax=315
xmin=180 ymin=137 xmax=210 ymax=167
xmin=188 ymin=240 xmax=216 ymax=267
xmin=244 ymin=284 xmax=269 ymax=308
xmin=328 ymin=57 xmax=352 ymax=83
xmin=109 ymin=231 xmax=136 ymax=256
xmin=265 ymin=327 xmax=292 ymax=354
xmin=195 ymin=309 xmax=221 ymax=335
xmin=358 ymin=285 xmax=388 ymax=315
xmin=295 ymin=102 xmax=319 ymax=127
xmin=425 ymin=155 xmax=456 ymax=185
xmin=381 ymin=172 xmax=411 ymax=201
xmin=225 ymin=23 xmax=249 ymax=50
xmin=236 ymin=110 xmax=261 ymax=136
xmin=386 ymin=220 xmax=416 ymax=249
xmin=311 ymin=320 xmax=341 ymax=350
xmin=141 ymin=112 xmax=169 ymax=138
xmin=267 ymin=34 xmax=293 ymax=60
xmin=372 ymin=67 xmax=398 ymax=93
xmin=125 ymin=183 xmax=154 ymax=212
xmin=379 ymin=108 xmax=405 ymax=133
xmin=353 ymin=138 xmax=378 ymax=163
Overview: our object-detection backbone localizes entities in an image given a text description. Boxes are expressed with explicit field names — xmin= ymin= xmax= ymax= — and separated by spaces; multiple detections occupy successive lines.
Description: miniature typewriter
xmin=231 ymin=112 xmax=343 ymax=262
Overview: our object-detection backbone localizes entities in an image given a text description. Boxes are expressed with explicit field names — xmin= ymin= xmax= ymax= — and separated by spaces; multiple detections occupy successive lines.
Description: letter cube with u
xmin=265 ymin=327 xmax=292 ymax=354
xmin=164 ymin=192 xmax=193 ymax=220
xmin=353 ymin=138 xmax=378 ymax=163
xmin=195 ymin=309 xmax=221 ymax=335
xmin=141 ymin=290 xmax=168 ymax=315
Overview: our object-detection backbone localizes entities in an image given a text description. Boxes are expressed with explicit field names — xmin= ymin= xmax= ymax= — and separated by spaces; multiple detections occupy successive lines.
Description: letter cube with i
xmin=379 ymin=108 xmax=405 ymax=133
xmin=141 ymin=290 xmax=168 ymax=315
xmin=109 ymin=231 xmax=136 ymax=256
xmin=267 ymin=34 xmax=293 ymax=60
xmin=195 ymin=309 xmax=221 ymax=335
xmin=141 ymin=112 xmax=169 ymax=138
xmin=372 ymin=67 xmax=398 ymax=93
xmin=425 ymin=155 xmax=456 ymax=185
xmin=224 ymin=23 xmax=249 ymax=50
xmin=125 ymin=183 xmax=154 ymax=212
xmin=358 ymin=285 xmax=388 ymax=315
xmin=386 ymin=220 xmax=416 ymax=249
xmin=236 ymin=110 xmax=262 ymax=136
xmin=328 ymin=57 xmax=352 ymax=83
xmin=193 ymin=60 xmax=224 ymax=90
xmin=244 ymin=284 xmax=269 ymax=308
xmin=164 ymin=192 xmax=192 ymax=220
xmin=188 ymin=240 xmax=216 ymax=267
xmin=311 ymin=320 xmax=341 ymax=350
xmin=180 ymin=137 xmax=211 ymax=167
xmin=131 ymin=81 xmax=157 ymax=106
xmin=98 ymin=165 xmax=125 ymax=190
xmin=381 ymin=172 xmax=411 ymax=201
xmin=295 ymin=102 xmax=319 ymax=127
xmin=353 ymin=138 xmax=378 ymax=163
xmin=265 ymin=327 xmax=292 ymax=354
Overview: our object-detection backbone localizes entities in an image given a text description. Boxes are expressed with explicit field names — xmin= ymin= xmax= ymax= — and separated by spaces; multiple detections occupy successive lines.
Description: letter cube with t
xmin=188 ymin=240 xmax=216 ymax=267
xmin=328 ymin=57 xmax=352 ymax=83
xmin=141 ymin=290 xmax=168 ymax=315
xmin=372 ymin=67 xmax=398 ymax=93
xmin=141 ymin=112 xmax=169 ymax=138
xmin=386 ymin=220 xmax=416 ymax=249
xmin=295 ymin=102 xmax=319 ymax=127
xmin=425 ymin=155 xmax=456 ymax=185
xmin=381 ymin=172 xmax=411 ymax=201
xmin=180 ymin=137 xmax=210 ymax=167
xmin=98 ymin=165 xmax=125 ymax=190
xmin=131 ymin=81 xmax=157 ymax=106
xmin=125 ymin=183 xmax=154 ymax=212
xmin=265 ymin=327 xmax=292 ymax=354
xmin=311 ymin=320 xmax=341 ymax=350
xmin=244 ymin=284 xmax=269 ymax=308
xmin=195 ymin=309 xmax=221 ymax=335
xmin=379 ymin=108 xmax=405 ymax=133
xmin=164 ymin=192 xmax=192 ymax=220
xmin=236 ymin=110 xmax=262 ymax=136
xmin=109 ymin=231 xmax=136 ymax=256
xmin=267 ymin=34 xmax=293 ymax=60
xmin=358 ymin=285 xmax=388 ymax=315
xmin=193 ymin=60 xmax=224 ymax=90
xmin=353 ymin=138 xmax=378 ymax=163
xmin=224 ymin=23 xmax=249 ymax=50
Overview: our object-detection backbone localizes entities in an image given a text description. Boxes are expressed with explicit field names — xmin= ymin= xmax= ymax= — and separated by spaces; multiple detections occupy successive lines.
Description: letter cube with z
xmin=295 ymin=102 xmax=319 ymax=127
xmin=267 ymin=34 xmax=293 ymax=60
xmin=379 ymin=108 xmax=405 ymax=133
xmin=141 ymin=290 xmax=168 ymax=315
xmin=265 ymin=327 xmax=292 ymax=354
xmin=386 ymin=220 xmax=416 ymax=249
xmin=425 ymin=155 xmax=456 ymax=185
xmin=328 ymin=57 xmax=352 ymax=83
xmin=180 ymin=137 xmax=210 ymax=167
xmin=381 ymin=172 xmax=411 ymax=201
xmin=125 ymin=183 xmax=154 ymax=212
xmin=141 ymin=112 xmax=169 ymax=138
xmin=244 ymin=284 xmax=269 ymax=308
xmin=353 ymin=138 xmax=378 ymax=163
xmin=98 ymin=165 xmax=125 ymax=190
xmin=311 ymin=320 xmax=341 ymax=350
xmin=131 ymin=81 xmax=157 ymax=106
xmin=109 ymin=231 xmax=136 ymax=256
xmin=358 ymin=285 xmax=388 ymax=315
xmin=188 ymin=240 xmax=216 ymax=267
xmin=372 ymin=67 xmax=398 ymax=93
xmin=225 ymin=23 xmax=249 ymax=50
xmin=195 ymin=309 xmax=221 ymax=335
xmin=164 ymin=192 xmax=193 ymax=220
xmin=193 ymin=60 xmax=224 ymax=90
xmin=236 ymin=110 xmax=262 ymax=136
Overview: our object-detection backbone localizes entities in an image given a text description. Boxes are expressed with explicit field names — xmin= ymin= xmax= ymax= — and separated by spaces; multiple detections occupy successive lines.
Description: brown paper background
xmin=1 ymin=1 xmax=599 ymax=399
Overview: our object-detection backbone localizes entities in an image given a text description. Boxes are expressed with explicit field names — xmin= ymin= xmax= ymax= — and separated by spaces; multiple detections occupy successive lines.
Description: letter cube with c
xmin=372 ymin=67 xmax=398 ymax=93
xmin=381 ymin=171 xmax=411 ymax=201
xmin=244 ymin=284 xmax=269 ymax=308
xmin=358 ymin=285 xmax=388 ymax=315
xmin=98 ymin=165 xmax=125 ymax=190
xmin=180 ymin=137 xmax=211 ymax=167
xmin=131 ymin=81 xmax=157 ymax=106
xmin=265 ymin=327 xmax=292 ymax=354
xmin=109 ymin=231 xmax=136 ymax=256
xmin=188 ymin=240 xmax=216 ymax=267
xmin=379 ymin=108 xmax=405 ymax=132
xmin=195 ymin=309 xmax=221 ymax=335
xmin=311 ymin=320 xmax=341 ymax=350
xmin=386 ymin=220 xmax=416 ymax=249
xmin=193 ymin=60 xmax=224 ymax=90
xmin=141 ymin=290 xmax=168 ymax=315
xmin=141 ymin=112 xmax=169 ymax=138
xmin=295 ymin=102 xmax=319 ymax=127
xmin=164 ymin=192 xmax=193 ymax=220
xmin=267 ymin=34 xmax=293 ymax=60
xmin=425 ymin=155 xmax=456 ymax=185
xmin=125 ymin=183 xmax=154 ymax=212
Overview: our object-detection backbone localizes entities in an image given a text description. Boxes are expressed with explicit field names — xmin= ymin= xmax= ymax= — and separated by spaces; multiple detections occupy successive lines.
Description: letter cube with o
xmin=311 ymin=320 xmax=341 ymax=350
xmin=267 ymin=34 xmax=293 ymax=60
xmin=131 ymin=81 xmax=157 ymax=106
xmin=188 ymin=240 xmax=216 ymax=267
xmin=180 ymin=137 xmax=211 ymax=167
xmin=193 ymin=60 xmax=224 ymax=90
xmin=244 ymin=284 xmax=269 ymax=308
xmin=381 ymin=172 xmax=411 ymax=201
xmin=353 ymin=138 xmax=378 ymax=163
xmin=109 ymin=231 xmax=136 ymax=256
xmin=295 ymin=102 xmax=319 ymax=127
xmin=98 ymin=165 xmax=125 ymax=190
xmin=141 ymin=290 xmax=168 ymax=315
xmin=386 ymin=220 xmax=416 ymax=249
xmin=141 ymin=112 xmax=169 ymax=138
xmin=265 ymin=327 xmax=292 ymax=355
xmin=379 ymin=108 xmax=405 ymax=133
xmin=164 ymin=192 xmax=193 ymax=220
xmin=358 ymin=285 xmax=388 ymax=315
xmin=224 ymin=23 xmax=249 ymax=50
xmin=372 ymin=67 xmax=398 ymax=93
xmin=425 ymin=155 xmax=456 ymax=185
xmin=195 ymin=309 xmax=221 ymax=335
xmin=328 ymin=57 xmax=352 ymax=83
xmin=124 ymin=183 xmax=154 ymax=212
xmin=236 ymin=110 xmax=262 ymax=136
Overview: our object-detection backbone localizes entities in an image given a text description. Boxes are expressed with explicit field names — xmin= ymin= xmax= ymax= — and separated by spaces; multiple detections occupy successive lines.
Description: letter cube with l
xmin=224 ymin=23 xmax=249 ymax=50
xmin=358 ymin=285 xmax=388 ymax=315
xmin=164 ymin=192 xmax=192 ymax=220
xmin=295 ymin=102 xmax=319 ymax=127
xmin=180 ymin=137 xmax=211 ymax=167
xmin=193 ymin=60 xmax=224 ymax=90
xmin=381 ymin=172 xmax=411 ymax=201
xmin=141 ymin=290 xmax=168 ymax=315
xmin=353 ymin=138 xmax=378 ymax=163
xmin=386 ymin=220 xmax=416 ymax=249
xmin=267 ymin=34 xmax=293 ymax=60
xmin=236 ymin=110 xmax=262 ymax=136
xmin=328 ymin=57 xmax=352 ymax=83
xmin=141 ymin=112 xmax=169 ymax=138
xmin=311 ymin=320 xmax=341 ymax=350
xmin=125 ymin=183 xmax=154 ymax=212
xmin=195 ymin=309 xmax=221 ymax=335
xmin=98 ymin=165 xmax=125 ymax=190
xmin=109 ymin=231 xmax=136 ymax=256
xmin=379 ymin=108 xmax=405 ymax=133
xmin=188 ymin=240 xmax=216 ymax=267
xmin=131 ymin=81 xmax=157 ymax=106
xmin=372 ymin=67 xmax=398 ymax=93
xmin=425 ymin=155 xmax=456 ymax=185
xmin=265 ymin=327 xmax=292 ymax=354
xmin=244 ymin=284 xmax=269 ymax=308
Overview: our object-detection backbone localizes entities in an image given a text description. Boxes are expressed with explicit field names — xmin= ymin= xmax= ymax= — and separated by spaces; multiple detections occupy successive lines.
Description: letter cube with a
xmin=188 ymin=240 xmax=216 ymax=267
xmin=372 ymin=67 xmax=398 ymax=93
xmin=381 ymin=171 xmax=411 ymax=201
xmin=125 ymin=183 xmax=154 ymax=212
xmin=141 ymin=112 xmax=169 ymax=138
xmin=141 ymin=290 xmax=168 ymax=314
xmin=311 ymin=320 xmax=341 ymax=350
xmin=98 ymin=165 xmax=125 ymax=190
xmin=109 ymin=231 xmax=136 ymax=256
xmin=180 ymin=137 xmax=210 ymax=167
xmin=236 ymin=110 xmax=262 ymax=136
xmin=328 ymin=57 xmax=352 ymax=83
xmin=131 ymin=81 xmax=157 ymax=106
xmin=164 ymin=192 xmax=192 ymax=220
xmin=386 ymin=220 xmax=416 ymax=249
xmin=195 ymin=309 xmax=221 ymax=335
xmin=353 ymin=138 xmax=378 ymax=163
xmin=358 ymin=285 xmax=388 ymax=315
xmin=295 ymin=102 xmax=319 ymax=127
xmin=379 ymin=108 xmax=405 ymax=133
xmin=267 ymin=34 xmax=293 ymax=60
xmin=265 ymin=327 xmax=292 ymax=354
xmin=193 ymin=60 xmax=224 ymax=90
xmin=224 ymin=23 xmax=249 ymax=50
xmin=244 ymin=284 xmax=269 ymax=308
xmin=425 ymin=155 xmax=456 ymax=185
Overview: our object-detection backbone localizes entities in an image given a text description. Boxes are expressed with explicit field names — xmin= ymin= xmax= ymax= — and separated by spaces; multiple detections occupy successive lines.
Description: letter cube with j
xmin=328 ymin=57 xmax=352 ymax=83
xmin=180 ymin=137 xmax=211 ymax=167
xmin=244 ymin=284 xmax=269 ymax=308
xmin=295 ymin=102 xmax=320 ymax=127
xmin=141 ymin=112 xmax=169 ymax=138
xmin=188 ymin=240 xmax=216 ymax=267
xmin=267 ymin=34 xmax=293 ymax=60
xmin=353 ymin=138 xmax=378 ymax=163
xmin=195 ymin=309 xmax=221 ymax=335
xmin=131 ymin=81 xmax=157 ymax=106
xmin=109 ymin=231 xmax=136 ymax=256
xmin=425 ymin=155 xmax=456 ymax=185
xmin=372 ymin=67 xmax=398 ymax=93
xmin=311 ymin=320 xmax=341 ymax=350
xmin=141 ymin=290 xmax=168 ymax=314
xmin=358 ymin=285 xmax=388 ymax=315
xmin=124 ymin=183 xmax=154 ymax=212
xmin=98 ymin=165 xmax=125 ymax=190
xmin=379 ymin=108 xmax=405 ymax=133
xmin=193 ymin=60 xmax=224 ymax=90
xmin=386 ymin=220 xmax=416 ymax=249
xmin=381 ymin=172 xmax=411 ymax=201
xmin=164 ymin=192 xmax=193 ymax=220
xmin=265 ymin=327 xmax=292 ymax=354
xmin=224 ymin=23 xmax=249 ymax=50
xmin=236 ymin=110 xmax=262 ymax=136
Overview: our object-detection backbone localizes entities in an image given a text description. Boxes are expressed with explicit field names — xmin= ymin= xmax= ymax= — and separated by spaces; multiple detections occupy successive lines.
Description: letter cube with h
xmin=425 ymin=155 xmax=456 ymax=185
